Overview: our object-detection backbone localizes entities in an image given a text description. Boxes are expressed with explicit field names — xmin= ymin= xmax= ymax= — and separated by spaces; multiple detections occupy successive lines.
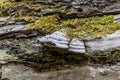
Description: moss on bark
xmin=27 ymin=15 xmax=120 ymax=38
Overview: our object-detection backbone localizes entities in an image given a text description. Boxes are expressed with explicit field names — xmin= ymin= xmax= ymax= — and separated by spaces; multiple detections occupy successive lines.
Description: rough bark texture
xmin=33 ymin=0 xmax=120 ymax=17
xmin=0 ymin=0 xmax=120 ymax=80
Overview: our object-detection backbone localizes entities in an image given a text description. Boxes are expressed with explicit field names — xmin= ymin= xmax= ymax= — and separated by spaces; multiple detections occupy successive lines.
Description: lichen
xmin=27 ymin=15 xmax=120 ymax=38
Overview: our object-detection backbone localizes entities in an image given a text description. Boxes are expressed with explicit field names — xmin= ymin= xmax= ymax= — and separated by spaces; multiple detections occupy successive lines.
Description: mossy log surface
xmin=27 ymin=15 xmax=120 ymax=39
xmin=0 ymin=0 xmax=120 ymax=72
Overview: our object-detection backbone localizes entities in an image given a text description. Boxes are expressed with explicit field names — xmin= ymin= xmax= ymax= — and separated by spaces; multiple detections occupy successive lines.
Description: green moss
xmin=13 ymin=16 xmax=39 ymax=22
xmin=0 ymin=0 xmax=49 ymax=17
xmin=64 ymin=15 xmax=120 ymax=38
xmin=53 ymin=8 xmax=63 ymax=13
xmin=0 ymin=0 xmax=31 ymax=9
xmin=0 ymin=0 xmax=15 ymax=9
xmin=27 ymin=15 xmax=120 ymax=38
xmin=10 ymin=0 xmax=33 ymax=2
xmin=64 ymin=8 xmax=71 ymax=13
xmin=30 ymin=3 xmax=49 ymax=10
xmin=27 ymin=14 xmax=61 ymax=33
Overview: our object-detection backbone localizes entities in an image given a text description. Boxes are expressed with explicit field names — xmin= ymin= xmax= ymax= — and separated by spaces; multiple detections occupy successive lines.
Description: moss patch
xmin=65 ymin=15 xmax=120 ymax=38
xmin=0 ymin=0 xmax=33 ymax=9
xmin=13 ymin=16 xmax=39 ymax=22
xmin=0 ymin=0 xmax=50 ymax=23
xmin=0 ymin=0 xmax=49 ymax=17
xmin=27 ymin=15 xmax=120 ymax=38
xmin=27 ymin=14 xmax=61 ymax=32
xmin=0 ymin=0 xmax=15 ymax=9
